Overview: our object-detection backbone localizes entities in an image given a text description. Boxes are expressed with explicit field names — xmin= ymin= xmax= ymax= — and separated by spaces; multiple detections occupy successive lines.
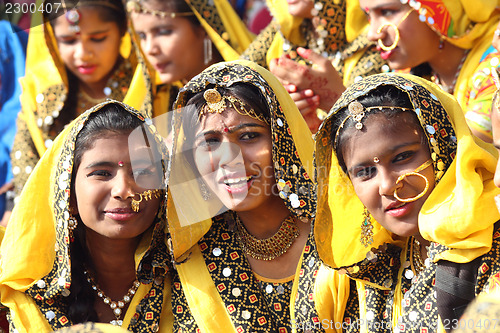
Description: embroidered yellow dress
xmin=314 ymin=73 xmax=500 ymax=332
xmin=166 ymin=60 xmax=324 ymax=332
xmin=10 ymin=0 xmax=148 ymax=203
xmin=240 ymin=0 xmax=387 ymax=87
xmin=0 ymin=101 xmax=173 ymax=333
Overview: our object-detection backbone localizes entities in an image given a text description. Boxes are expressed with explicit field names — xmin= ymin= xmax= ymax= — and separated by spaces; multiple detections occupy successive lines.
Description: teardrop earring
xmin=204 ymin=36 xmax=213 ymax=65
xmin=360 ymin=207 xmax=374 ymax=247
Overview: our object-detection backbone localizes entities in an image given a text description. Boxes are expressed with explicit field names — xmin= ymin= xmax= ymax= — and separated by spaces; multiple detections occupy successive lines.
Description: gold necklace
xmin=410 ymin=237 xmax=426 ymax=275
xmin=234 ymin=214 xmax=299 ymax=261
xmin=84 ymin=270 xmax=141 ymax=326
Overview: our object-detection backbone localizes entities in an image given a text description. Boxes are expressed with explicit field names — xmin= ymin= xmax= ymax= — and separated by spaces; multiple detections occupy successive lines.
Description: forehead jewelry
xmin=377 ymin=9 xmax=413 ymax=52
xmin=200 ymin=88 xmax=270 ymax=125
xmin=126 ymin=0 xmax=195 ymax=18
xmin=131 ymin=189 xmax=162 ymax=213
xmin=65 ymin=8 xmax=81 ymax=33
xmin=394 ymin=159 xmax=433 ymax=203
xmin=333 ymin=100 xmax=413 ymax=149
xmin=373 ymin=157 xmax=380 ymax=163
xmin=118 ymin=161 xmax=124 ymax=167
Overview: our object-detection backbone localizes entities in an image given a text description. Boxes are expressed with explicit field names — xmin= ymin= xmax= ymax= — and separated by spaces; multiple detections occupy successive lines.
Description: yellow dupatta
xmin=127 ymin=0 xmax=254 ymax=122
xmin=314 ymin=73 xmax=500 ymax=329
xmin=415 ymin=0 xmax=500 ymax=109
xmin=0 ymin=101 xmax=172 ymax=332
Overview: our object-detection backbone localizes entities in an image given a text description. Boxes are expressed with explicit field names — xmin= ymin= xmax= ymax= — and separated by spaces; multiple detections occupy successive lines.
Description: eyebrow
xmin=364 ymin=1 xmax=403 ymax=12
xmin=84 ymin=161 xmax=116 ymax=169
xmin=194 ymin=123 xmax=266 ymax=141
xmin=56 ymin=29 xmax=109 ymax=38
xmin=346 ymin=140 xmax=422 ymax=174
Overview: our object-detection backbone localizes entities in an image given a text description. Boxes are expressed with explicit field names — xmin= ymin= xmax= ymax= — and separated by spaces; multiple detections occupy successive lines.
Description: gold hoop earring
xmin=360 ymin=207 xmax=374 ymax=247
xmin=394 ymin=159 xmax=433 ymax=203
xmin=377 ymin=22 xmax=400 ymax=51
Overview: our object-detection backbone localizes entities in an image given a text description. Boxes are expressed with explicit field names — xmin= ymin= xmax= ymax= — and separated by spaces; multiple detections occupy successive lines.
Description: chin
xmin=158 ymin=73 xmax=178 ymax=85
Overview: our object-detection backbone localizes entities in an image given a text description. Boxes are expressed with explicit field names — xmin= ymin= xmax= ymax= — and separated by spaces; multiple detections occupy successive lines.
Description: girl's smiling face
xmin=73 ymin=132 xmax=161 ymax=240
xmin=341 ymin=112 xmax=435 ymax=238
xmin=192 ymin=109 xmax=283 ymax=213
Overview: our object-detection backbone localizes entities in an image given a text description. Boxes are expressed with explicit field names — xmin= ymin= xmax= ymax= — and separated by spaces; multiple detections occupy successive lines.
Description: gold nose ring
xmin=393 ymin=159 xmax=433 ymax=203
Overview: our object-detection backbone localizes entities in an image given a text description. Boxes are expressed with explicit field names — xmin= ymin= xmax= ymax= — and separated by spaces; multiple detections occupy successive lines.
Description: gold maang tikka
xmin=333 ymin=100 xmax=413 ymax=150
xmin=200 ymin=88 xmax=270 ymax=125
xmin=131 ymin=189 xmax=163 ymax=212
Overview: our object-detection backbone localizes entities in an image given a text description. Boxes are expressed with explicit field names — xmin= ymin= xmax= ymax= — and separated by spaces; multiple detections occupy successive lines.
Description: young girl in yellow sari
xmin=10 ymin=0 xmax=143 ymax=216
xmin=360 ymin=0 xmax=500 ymax=142
xmin=0 ymin=101 xmax=172 ymax=332
xmin=166 ymin=60 xmax=322 ymax=332
xmin=314 ymin=73 xmax=500 ymax=332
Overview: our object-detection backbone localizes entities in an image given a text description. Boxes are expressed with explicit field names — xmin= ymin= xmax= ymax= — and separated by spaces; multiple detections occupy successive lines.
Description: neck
xmin=77 ymin=57 xmax=121 ymax=99
xmin=428 ymin=42 xmax=468 ymax=90
xmin=236 ymin=201 xmax=291 ymax=239
xmin=85 ymin=230 xmax=139 ymax=299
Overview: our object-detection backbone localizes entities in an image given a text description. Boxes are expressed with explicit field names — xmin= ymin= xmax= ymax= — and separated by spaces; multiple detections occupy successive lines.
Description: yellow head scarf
xmin=406 ymin=0 xmax=500 ymax=108
xmin=314 ymin=73 xmax=500 ymax=271
xmin=0 ymin=101 xmax=172 ymax=332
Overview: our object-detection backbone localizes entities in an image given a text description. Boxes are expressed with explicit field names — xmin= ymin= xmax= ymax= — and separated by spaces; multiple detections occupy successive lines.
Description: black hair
xmin=45 ymin=0 xmax=127 ymax=35
xmin=332 ymin=85 xmax=425 ymax=173
xmin=67 ymin=103 xmax=144 ymax=323
xmin=141 ymin=0 xmax=199 ymax=27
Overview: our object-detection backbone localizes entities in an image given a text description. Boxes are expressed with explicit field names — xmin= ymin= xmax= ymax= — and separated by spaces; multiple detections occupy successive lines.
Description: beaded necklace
xmin=84 ymin=270 xmax=141 ymax=326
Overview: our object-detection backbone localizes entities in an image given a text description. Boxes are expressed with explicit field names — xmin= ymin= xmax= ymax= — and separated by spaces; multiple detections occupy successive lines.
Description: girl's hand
xmin=269 ymin=47 xmax=346 ymax=112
